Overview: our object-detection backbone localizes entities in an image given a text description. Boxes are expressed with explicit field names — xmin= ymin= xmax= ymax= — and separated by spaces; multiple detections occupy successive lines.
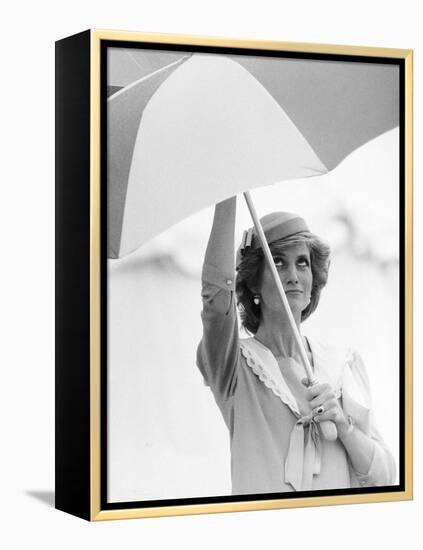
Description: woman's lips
xmin=285 ymin=290 xmax=303 ymax=295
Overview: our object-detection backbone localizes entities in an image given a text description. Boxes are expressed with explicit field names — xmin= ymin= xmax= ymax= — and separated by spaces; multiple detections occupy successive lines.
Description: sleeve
xmin=342 ymin=350 xmax=397 ymax=487
xmin=196 ymin=262 xmax=240 ymax=404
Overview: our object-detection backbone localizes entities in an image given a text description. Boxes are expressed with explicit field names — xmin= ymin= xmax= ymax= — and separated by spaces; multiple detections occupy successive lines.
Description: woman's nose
xmin=284 ymin=265 xmax=299 ymax=285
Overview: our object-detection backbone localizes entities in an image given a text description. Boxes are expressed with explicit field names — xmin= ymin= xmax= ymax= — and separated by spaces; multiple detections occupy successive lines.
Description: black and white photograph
xmin=105 ymin=43 xmax=403 ymax=505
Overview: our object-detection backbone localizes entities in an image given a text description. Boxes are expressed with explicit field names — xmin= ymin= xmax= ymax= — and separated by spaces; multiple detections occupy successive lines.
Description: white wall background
xmin=1 ymin=0 xmax=420 ymax=548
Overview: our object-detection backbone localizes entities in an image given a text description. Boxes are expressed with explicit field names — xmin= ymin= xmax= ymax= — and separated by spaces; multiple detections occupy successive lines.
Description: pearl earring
xmin=253 ymin=294 xmax=260 ymax=305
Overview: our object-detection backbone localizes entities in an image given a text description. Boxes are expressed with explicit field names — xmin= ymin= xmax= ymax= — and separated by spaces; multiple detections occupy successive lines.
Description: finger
xmin=310 ymin=390 xmax=336 ymax=410
xmin=311 ymin=397 xmax=338 ymax=416
xmin=314 ymin=407 xmax=341 ymax=424
xmin=306 ymin=382 xmax=331 ymax=401
xmin=301 ymin=377 xmax=313 ymax=387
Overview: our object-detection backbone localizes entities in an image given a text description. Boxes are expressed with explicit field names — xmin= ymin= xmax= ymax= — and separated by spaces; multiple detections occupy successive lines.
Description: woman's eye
xmin=272 ymin=256 xmax=309 ymax=268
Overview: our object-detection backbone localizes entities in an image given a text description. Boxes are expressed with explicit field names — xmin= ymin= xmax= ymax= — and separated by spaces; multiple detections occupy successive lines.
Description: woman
xmin=197 ymin=197 xmax=395 ymax=494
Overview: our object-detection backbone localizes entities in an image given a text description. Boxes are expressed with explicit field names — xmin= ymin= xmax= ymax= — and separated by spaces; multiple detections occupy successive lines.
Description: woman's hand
xmin=302 ymin=379 xmax=350 ymax=438
xmin=301 ymin=380 xmax=392 ymax=483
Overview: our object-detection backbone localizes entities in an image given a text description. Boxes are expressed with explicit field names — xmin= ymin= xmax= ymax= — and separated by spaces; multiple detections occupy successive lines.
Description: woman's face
xmin=258 ymin=242 xmax=312 ymax=317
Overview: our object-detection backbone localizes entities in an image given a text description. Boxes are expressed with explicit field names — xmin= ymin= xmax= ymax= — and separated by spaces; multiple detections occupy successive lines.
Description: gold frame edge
xmin=92 ymin=490 xmax=412 ymax=522
xmin=404 ymin=50 xmax=413 ymax=499
xmin=91 ymin=28 xmax=411 ymax=58
xmin=90 ymin=30 xmax=102 ymax=521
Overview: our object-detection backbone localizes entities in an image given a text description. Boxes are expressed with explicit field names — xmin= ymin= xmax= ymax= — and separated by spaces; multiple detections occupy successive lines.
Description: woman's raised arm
xmin=196 ymin=196 xmax=239 ymax=405
xmin=204 ymin=196 xmax=237 ymax=275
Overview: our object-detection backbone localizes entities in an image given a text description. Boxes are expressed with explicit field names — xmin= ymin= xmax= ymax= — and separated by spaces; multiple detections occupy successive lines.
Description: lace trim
xmin=240 ymin=342 xmax=300 ymax=417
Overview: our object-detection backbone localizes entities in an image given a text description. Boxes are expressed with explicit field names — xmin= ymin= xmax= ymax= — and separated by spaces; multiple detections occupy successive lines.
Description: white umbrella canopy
xmin=107 ymin=50 xmax=399 ymax=259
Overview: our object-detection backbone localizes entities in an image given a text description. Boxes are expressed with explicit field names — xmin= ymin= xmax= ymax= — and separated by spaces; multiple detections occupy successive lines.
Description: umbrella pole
xmin=243 ymin=191 xmax=337 ymax=441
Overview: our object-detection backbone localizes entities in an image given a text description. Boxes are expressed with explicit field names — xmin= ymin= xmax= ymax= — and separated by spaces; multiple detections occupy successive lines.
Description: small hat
xmin=236 ymin=212 xmax=309 ymax=268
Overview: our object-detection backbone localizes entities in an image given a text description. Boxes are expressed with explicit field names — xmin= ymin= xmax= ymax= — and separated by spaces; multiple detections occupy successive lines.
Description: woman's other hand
xmin=302 ymin=379 xmax=350 ymax=438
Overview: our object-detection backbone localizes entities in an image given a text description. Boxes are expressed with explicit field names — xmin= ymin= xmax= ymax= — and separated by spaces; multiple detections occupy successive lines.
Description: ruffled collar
xmin=240 ymin=336 xmax=343 ymax=417
xmin=240 ymin=337 xmax=302 ymax=415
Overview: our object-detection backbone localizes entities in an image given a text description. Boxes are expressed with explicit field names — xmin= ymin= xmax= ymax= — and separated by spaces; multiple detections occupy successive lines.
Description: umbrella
xmin=107 ymin=51 xmax=399 ymax=259
xmin=107 ymin=49 xmax=399 ymax=441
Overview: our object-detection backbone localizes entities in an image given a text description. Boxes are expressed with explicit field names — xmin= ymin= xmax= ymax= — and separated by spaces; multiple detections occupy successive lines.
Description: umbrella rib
xmin=272 ymin=167 xmax=328 ymax=188
xmin=126 ymin=50 xmax=146 ymax=72
xmin=301 ymin=166 xmax=328 ymax=176
xmin=107 ymin=54 xmax=193 ymax=102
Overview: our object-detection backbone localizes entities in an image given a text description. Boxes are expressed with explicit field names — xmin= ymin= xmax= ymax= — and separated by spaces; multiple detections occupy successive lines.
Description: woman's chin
xmin=286 ymin=296 xmax=307 ymax=312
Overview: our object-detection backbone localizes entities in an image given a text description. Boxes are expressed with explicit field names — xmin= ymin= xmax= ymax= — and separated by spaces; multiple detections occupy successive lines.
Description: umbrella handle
xmin=318 ymin=419 xmax=338 ymax=441
xmin=309 ymin=379 xmax=338 ymax=441
xmin=243 ymin=191 xmax=338 ymax=442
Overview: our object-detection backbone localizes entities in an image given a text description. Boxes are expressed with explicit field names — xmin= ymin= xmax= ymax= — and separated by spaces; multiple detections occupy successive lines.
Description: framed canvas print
xmin=55 ymin=29 xmax=413 ymax=521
